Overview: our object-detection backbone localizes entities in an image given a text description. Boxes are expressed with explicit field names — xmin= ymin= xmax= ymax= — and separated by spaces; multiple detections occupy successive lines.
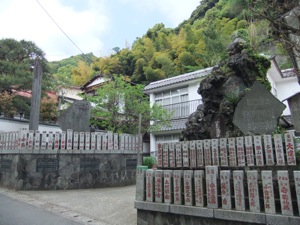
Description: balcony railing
xmin=162 ymin=99 xmax=202 ymax=119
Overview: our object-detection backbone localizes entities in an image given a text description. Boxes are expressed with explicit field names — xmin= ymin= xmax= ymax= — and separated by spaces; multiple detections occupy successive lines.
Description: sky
xmin=0 ymin=0 xmax=200 ymax=62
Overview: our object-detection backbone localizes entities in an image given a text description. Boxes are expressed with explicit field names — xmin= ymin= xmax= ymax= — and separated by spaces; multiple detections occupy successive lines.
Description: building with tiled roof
xmin=144 ymin=67 xmax=213 ymax=157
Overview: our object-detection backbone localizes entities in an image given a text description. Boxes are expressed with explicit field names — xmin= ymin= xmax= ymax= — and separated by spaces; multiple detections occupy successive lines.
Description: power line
xmin=35 ymin=0 xmax=96 ymax=66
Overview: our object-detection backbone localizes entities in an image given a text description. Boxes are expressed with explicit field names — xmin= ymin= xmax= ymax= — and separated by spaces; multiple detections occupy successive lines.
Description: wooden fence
xmin=136 ymin=132 xmax=300 ymax=217
xmin=0 ymin=128 xmax=141 ymax=153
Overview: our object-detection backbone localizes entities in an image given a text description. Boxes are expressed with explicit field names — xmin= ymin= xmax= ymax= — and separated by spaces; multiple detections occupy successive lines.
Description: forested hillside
xmin=49 ymin=0 xmax=298 ymax=87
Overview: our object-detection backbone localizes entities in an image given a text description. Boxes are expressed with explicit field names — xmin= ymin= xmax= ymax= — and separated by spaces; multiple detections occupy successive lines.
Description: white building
xmin=144 ymin=68 xmax=213 ymax=157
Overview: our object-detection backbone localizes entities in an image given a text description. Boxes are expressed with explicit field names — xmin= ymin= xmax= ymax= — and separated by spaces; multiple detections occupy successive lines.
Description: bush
xmin=143 ymin=156 xmax=157 ymax=168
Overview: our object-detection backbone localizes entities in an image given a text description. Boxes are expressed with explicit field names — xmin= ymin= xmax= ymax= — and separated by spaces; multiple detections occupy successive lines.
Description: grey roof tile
xmin=144 ymin=67 xmax=213 ymax=91
xmin=155 ymin=118 xmax=187 ymax=132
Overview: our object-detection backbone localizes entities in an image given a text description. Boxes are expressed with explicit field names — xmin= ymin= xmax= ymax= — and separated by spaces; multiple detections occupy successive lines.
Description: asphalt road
xmin=0 ymin=193 xmax=83 ymax=225
xmin=0 ymin=185 xmax=137 ymax=225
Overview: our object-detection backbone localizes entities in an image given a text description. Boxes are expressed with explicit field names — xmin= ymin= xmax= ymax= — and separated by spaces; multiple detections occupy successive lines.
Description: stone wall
xmin=0 ymin=152 xmax=137 ymax=190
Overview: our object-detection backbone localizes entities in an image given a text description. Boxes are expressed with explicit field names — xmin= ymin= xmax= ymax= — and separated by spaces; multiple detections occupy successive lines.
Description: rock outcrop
xmin=181 ymin=35 xmax=271 ymax=140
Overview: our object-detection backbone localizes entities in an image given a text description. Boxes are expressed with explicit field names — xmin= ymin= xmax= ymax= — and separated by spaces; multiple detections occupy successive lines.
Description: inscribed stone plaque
xmin=19 ymin=128 xmax=27 ymax=149
xmin=245 ymin=136 xmax=254 ymax=166
xmin=58 ymin=100 xmax=91 ymax=132
xmin=136 ymin=169 xmax=145 ymax=201
xmin=113 ymin=133 xmax=118 ymax=150
xmin=211 ymin=139 xmax=219 ymax=166
xmin=206 ymin=166 xmax=219 ymax=208
xmin=228 ymin=138 xmax=237 ymax=166
xmin=220 ymin=170 xmax=231 ymax=210
xmin=194 ymin=170 xmax=204 ymax=207
xmin=204 ymin=139 xmax=212 ymax=166
xmin=236 ymin=137 xmax=245 ymax=166
xmin=107 ymin=132 xmax=113 ymax=150
xmin=155 ymin=170 xmax=163 ymax=203
xmin=233 ymin=170 xmax=245 ymax=211
xmin=263 ymin=135 xmax=274 ymax=166
xmin=233 ymin=81 xmax=286 ymax=135
xmin=219 ymin=138 xmax=228 ymax=166
xmin=124 ymin=134 xmax=129 ymax=151
xmin=277 ymin=171 xmax=293 ymax=216
xmin=119 ymin=134 xmax=125 ymax=151
xmin=210 ymin=114 xmax=226 ymax=139
xmin=163 ymin=143 xmax=169 ymax=168
xmin=261 ymin=171 xmax=276 ymax=214
xmin=189 ymin=141 xmax=197 ymax=168
xmin=196 ymin=140 xmax=204 ymax=167
xmin=146 ymin=170 xmax=154 ymax=202
xmin=102 ymin=134 xmax=107 ymax=151
xmin=168 ymin=143 xmax=175 ymax=168
xmin=125 ymin=158 xmax=137 ymax=170
xmin=247 ymin=171 xmax=260 ymax=212
xmin=182 ymin=141 xmax=189 ymax=167
xmin=173 ymin=170 xmax=183 ymax=205
xmin=175 ymin=142 xmax=182 ymax=168
xmin=293 ymin=171 xmax=300 ymax=216
xmin=284 ymin=132 xmax=296 ymax=165
xmin=80 ymin=158 xmax=100 ymax=172
xmin=36 ymin=158 xmax=58 ymax=173
xmin=184 ymin=170 xmax=193 ymax=206
xmin=254 ymin=135 xmax=264 ymax=166
xmin=164 ymin=170 xmax=173 ymax=203
xmin=0 ymin=159 xmax=12 ymax=172
xmin=157 ymin=143 xmax=163 ymax=168
xmin=274 ymin=134 xmax=285 ymax=165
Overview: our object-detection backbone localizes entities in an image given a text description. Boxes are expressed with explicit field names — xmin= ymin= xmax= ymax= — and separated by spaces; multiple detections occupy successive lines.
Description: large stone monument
xmin=285 ymin=92 xmax=300 ymax=135
xmin=58 ymin=100 xmax=91 ymax=132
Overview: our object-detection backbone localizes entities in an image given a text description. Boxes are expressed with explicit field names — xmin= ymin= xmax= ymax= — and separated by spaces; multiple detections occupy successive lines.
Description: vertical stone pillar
xmin=113 ymin=133 xmax=118 ymax=150
xmin=29 ymin=59 xmax=42 ymax=131
xmin=284 ymin=132 xmax=296 ymax=165
xmin=146 ymin=169 xmax=154 ymax=202
xmin=61 ymin=131 xmax=66 ymax=150
xmin=34 ymin=130 xmax=40 ymax=150
xmin=220 ymin=138 xmax=228 ymax=166
xmin=247 ymin=170 xmax=260 ymax=212
xmin=107 ymin=132 xmax=113 ymax=151
xmin=294 ymin=171 xmax=300 ymax=216
xmin=173 ymin=170 xmax=183 ymax=205
xmin=27 ymin=130 xmax=34 ymax=149
xmin=95 ymin=132 xmax=101 ymax=151
xmin=274 ymin=134 xmax=285 ymax=165
xmin=73 ymin=132 xmax=79 ymax=150
xmin=175 ymin=142 xmax=182 ymax=168
xmin=85 ymin=132 xmax=90 ymax=150
xmin=102 ymin=133 xmax=107 ymax=151
xmin=189 ymin=141 xmax=197 ymax=168
xmin=136 ymin=169 xmax=145 ymax=201
xmin=196 ymin=140 xmax=204 ymax=167
xmin=168 ymin=143 xmax=175 ymax=168
xmin=220 ymin=170 xmax=231 ymax=210
xmin=262 ymin=171 xmax=276 ymax=214
xmin=41 ymin=131 xmax=47 ymax=150
xmin=163 ymin=143 xmax=169 ymax=168
xmin=157 ymin=143 xmax=163 ymax=168
xmin=184 ymin=170 xmax=193 ymax=206
xmin=245 ymin=136 xmax=254 ymax=166
xmin=236 ymin=137 xmax=245 ymax=166
xmin=54 ymin=131 xmax=60 ymax=150
xmin=182 ymin=141 xmax=189 ymax=167
xmin=263 ymin=135 xmax=275 ymax=165
xmin=155 ymin=170 xmax=163 ymax=203
xmin=254 ymin=135 xmax=264 ymax=166
xmin=228 ymin=138 xmax=237 ymax=167
xmin=278 ymin=170 xmax=293 ymax=216
xmin=204 ymin=139 xmax=211 ymax=166
xmin=211 ymin=139 xmax=219 ymax=166
xmin=79 ymin=132 xmax=85 ymax=150
xmin=164 ymin=170 xmax=173 ymax=204
xmin=206 ymin=166 xmax=219 ymax=208
xmin=233 ymin=170 xmax=245 ymax=211
xmin=194 ymin=170 xmax=205 ymax=207
xmin=48 ymin=131 xmax=53 ymax=149
xmin=66 ymin=129 xmax=73 ymax=150
xmin=90 ymin=132 xmax=96 ymax=150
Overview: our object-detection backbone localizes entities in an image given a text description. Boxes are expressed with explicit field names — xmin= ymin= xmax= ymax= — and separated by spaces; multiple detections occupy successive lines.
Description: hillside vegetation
xmin=50 ymin=0 xmax=297 ymax=87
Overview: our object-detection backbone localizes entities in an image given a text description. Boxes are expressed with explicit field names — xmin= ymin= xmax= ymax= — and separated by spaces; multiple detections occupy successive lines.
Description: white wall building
xmin=144 ymin=68 xmax=213 ymax=157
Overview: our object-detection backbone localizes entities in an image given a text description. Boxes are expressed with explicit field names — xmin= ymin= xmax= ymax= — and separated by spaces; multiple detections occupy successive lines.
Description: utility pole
xmin=29 ymin=58 xmax=43 ymax=131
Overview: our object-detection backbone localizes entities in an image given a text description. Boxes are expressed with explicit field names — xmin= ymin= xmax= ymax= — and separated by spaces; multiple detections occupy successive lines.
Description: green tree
xmin=87 ymin=76 xmax=171 ymax=134
xmin=0 ymin=38 xmax=50 ymax=92
xmin=0 ymin=91 xmax=16 ymax=118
